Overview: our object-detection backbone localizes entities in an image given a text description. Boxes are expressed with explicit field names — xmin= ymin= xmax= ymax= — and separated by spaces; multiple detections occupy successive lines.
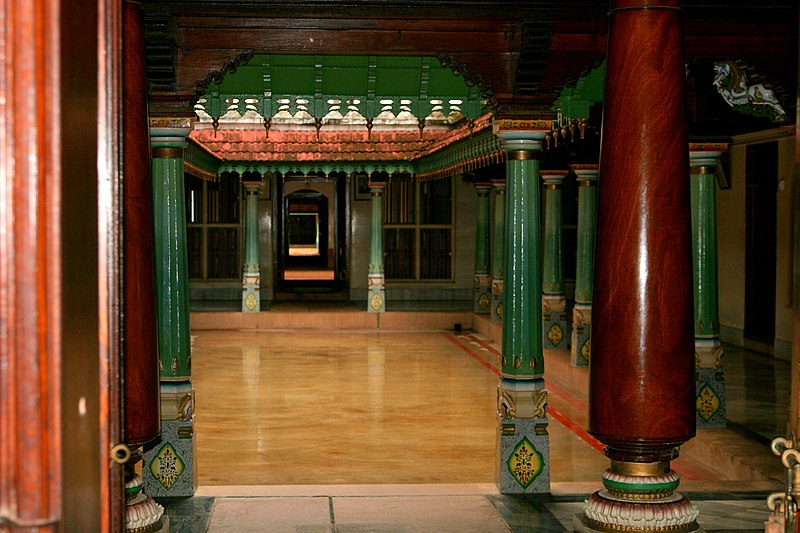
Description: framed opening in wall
xmin=384 ymin=175 xmax=453 ymax=281
xmin=185 ymin=172 xmax=242 ymax=280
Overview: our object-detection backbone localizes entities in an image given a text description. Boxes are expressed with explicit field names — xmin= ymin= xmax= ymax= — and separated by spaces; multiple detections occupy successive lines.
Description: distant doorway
xmin=744 ymin=141 xmax=778 ymax=346
xmin=278 ymin=175 xmax=348 ymax=295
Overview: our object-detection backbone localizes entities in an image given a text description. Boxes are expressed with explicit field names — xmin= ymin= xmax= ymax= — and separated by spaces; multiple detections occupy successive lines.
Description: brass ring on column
xmin=508 ymin=150 xmax=537 ymax=161
xmin=152 ymin=147 xmax=183 ymax=159
xmin=690 ymin=166 xmax=716 ymax=175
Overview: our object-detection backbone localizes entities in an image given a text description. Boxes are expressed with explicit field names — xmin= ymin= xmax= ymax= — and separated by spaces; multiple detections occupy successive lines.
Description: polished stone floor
xmin=157 ymin=316 xmax=790 ymax=532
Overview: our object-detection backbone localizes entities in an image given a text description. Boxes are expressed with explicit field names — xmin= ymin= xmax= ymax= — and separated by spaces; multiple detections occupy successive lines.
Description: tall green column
xmin=690 ymin=146 xmax=726 ymax=428
xmin=493 ymin=119 xmax=552 ymax=494
xmin=491 ymin=178 xmax=506 ymax=323
xmin=143 ymin=119 xmax=196 ymax=498
xmin=368 ymin=181 xmax=386 ymax=313
xmin=541 ymin=169 xmax=569 ymax=350
xmin=242 ymin=177 xmax=262 ymax=312
xmin=570 ymin=164 xmax=599 ymax=367
xmin=474 ymin=182 xmax=492 ymax=314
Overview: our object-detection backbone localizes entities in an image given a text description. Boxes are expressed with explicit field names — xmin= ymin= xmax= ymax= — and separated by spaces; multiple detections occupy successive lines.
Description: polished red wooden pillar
xmin=581 ymin=0 xmax=698 ymax=530
xmin=123 ymin=0 xmax=160 ymax=448
xmin=121 ymin=3 xmax=165 ymax=530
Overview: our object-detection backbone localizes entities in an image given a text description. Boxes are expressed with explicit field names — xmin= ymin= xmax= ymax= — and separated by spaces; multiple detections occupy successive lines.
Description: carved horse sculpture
xmin=713 ymin=61 xmax=787 ymax=122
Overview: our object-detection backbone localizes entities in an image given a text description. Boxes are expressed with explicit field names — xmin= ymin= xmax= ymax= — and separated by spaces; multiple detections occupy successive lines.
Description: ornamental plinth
xmin=577 ymin=0 xmax=699 ymax=530
xmin=493 ymin=120 xmax=552 ymax=494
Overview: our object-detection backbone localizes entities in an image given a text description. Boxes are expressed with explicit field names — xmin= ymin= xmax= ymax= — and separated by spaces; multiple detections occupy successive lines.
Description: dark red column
xmin=123 ymin=0 xmax=160 ymax=447
xmin=579 ymin=1 xmax=699 ymax=531
xmin=590 ymin=0 xmax=694 ymax=462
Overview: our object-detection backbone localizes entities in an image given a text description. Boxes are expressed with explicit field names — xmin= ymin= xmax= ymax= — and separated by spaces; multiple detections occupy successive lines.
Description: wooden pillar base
xmin=576 ymin=461 xmax=700 ymax=532
xmin=125 ymin=449 xmax=165 ymax=533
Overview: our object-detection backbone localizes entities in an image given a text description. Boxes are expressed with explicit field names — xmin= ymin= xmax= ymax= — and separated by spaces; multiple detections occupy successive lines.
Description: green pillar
xmin=491 ymin=179 xmax=506 ymax=323
xmin=368 ymin=181 xmax=386 ymax=313
xmin=541 ymin=169 xmax=569 ymax=350
xmin=690 ymin=146 xmax=726 ymax=428
xmin=570 ymin=164 xmax=599 ymax=367
xmin=242 ymin=177 xmax=262 ymax=312
xmin=493 ymin=119 xmax=552 ymax=494
xmin=143 ymin=120 xmax=196 ymax=498
xmin=474 ymin=182 xmax=492 ymax=314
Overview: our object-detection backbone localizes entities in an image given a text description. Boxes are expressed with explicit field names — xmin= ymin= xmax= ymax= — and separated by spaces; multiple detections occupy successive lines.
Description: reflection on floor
xmin=157 ymin=319 xmax=789 ymax=532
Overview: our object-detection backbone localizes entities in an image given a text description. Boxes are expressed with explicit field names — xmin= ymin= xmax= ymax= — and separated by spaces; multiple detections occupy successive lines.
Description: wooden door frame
xmin=0 ymin=0 xmax=124 ymax=530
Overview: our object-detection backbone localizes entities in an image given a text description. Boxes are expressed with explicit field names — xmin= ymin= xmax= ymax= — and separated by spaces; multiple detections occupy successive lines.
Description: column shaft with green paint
xmin=474 ymin=183 xmax=492 ymax=314
xmin=570 ymin=164 xmax=599 ymax=367
xmin=690 ymin=148 xmax=726 ymax=428
xmin=493 ymin=120 xmax=552 ymax=495
xmin=242 ymin=178 xmax=262 ymax=312
xmin=144 ymin=122 xmax=196 ymax=498
xmin=541 ymin=170 xmax=568 ymax=350
xmin=491 ymin=179 xmax=506 ymax=323
xmin=368 ymin=182 xmax=386 ymax=313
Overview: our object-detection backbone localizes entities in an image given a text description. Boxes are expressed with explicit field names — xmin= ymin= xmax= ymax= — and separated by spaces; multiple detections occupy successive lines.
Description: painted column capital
xmin=475 ymin=182 xmax=492 ymax=195
xmin=540 ymin=169 xmax=568 ymax=187
xmin=491 ymin=178 xmax=506 ymax=194
xmin=571 ymin=163 xmax=599 ymax=184
xmin=242 ymin=177 xmax=263 ymax=193
xmin=150 ymin=118 xmax=193 ymax=153
xmin=368 ymin=181 xmax=386 ymax=194
xmin=689 ymin=145 xmax=725 ymax=170
xmin=493 ymin=119 xmax=552 ymax=153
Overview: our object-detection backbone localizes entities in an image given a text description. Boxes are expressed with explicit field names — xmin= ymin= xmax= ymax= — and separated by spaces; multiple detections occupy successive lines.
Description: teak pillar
xmin=368 ymin=182 xmax=386 ymax=313
xmin=580 ymin=1 xmax=699 ymax=531
xmin=474 ymin=182 xmax=492 ymax=314
xmin=242 ymin=177 xmax=263 ymax=313
xmin=690 ymin=146 xmax=727 ymax=428
xmin=570 ymin=164 xmax=599 ymax=367
xmin=144 ymin=119 xmax=197 ymax=498
xmin=493 ymin=119 xmax=551 ymax=494
xmin=541 ymin=169 xmax=569 ymax=350
xmin=122 ymin=1 xmax=165 ymax=531
xmin=491 ymin=179 xmax=506 ymax=323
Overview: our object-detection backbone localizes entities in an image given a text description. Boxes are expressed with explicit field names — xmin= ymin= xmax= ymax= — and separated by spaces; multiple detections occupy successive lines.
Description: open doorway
xmin=277 ymin=175 xmax=348 ymax=295
xmin=744 ymin=141 xmax=778 ymax=347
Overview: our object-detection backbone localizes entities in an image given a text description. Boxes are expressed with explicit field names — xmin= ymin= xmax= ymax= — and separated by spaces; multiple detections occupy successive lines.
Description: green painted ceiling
xmin=196 ymin=54 xmax=487 ymax=126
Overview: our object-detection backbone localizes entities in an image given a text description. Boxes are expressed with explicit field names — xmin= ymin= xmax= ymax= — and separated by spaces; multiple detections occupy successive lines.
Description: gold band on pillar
xmin=578 ymin=180 xmax=596 ymax=187
xmin=508 ymin=150 xmax=536 ymax=161
xmin=610 ymin=460 xmax=670 ymax=477
xmin=152 ymin=147 xmax=183 ymax=159
xmin=690 ymin=166 xmax=716 ymax=175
